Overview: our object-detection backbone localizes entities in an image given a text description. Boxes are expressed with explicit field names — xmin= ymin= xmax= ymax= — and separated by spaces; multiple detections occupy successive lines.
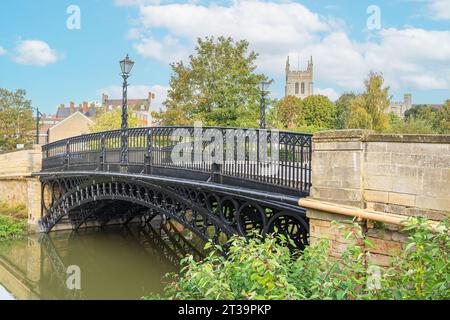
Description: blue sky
xmin=0 ymin=0 xmax=449 ymax=115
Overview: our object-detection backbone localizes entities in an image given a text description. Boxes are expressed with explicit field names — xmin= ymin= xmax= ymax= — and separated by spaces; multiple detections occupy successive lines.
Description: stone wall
xmin=311 ymin=130 xmax=449 ymax=220
xmin=307 ymin=130 xmax=449 ymax=266
xmin=0 ymin=146 xmax=42 ymax=228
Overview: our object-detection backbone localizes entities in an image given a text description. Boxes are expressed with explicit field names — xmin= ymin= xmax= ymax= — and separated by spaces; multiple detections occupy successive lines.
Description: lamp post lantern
xmin=120 ymin=54 xmax=135 ymax=130
xmin=259 ymin=81 xmax=270 ymax=129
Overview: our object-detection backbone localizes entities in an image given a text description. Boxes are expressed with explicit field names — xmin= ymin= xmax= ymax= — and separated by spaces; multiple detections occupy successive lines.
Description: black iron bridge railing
xmin=41 ymin=126 xmax=312 ymax=196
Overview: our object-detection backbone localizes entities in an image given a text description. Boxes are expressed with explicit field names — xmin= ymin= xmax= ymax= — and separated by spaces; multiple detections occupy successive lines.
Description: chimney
xmin=102 ymin=93 xmax=108 ymax=104
xmin=59 ymin=103 xmax=65 ymax=109
xmin=82 ymin=101 xmax=89 ymax=114
xmin=69 ymin=101 xmax=75 ymax=114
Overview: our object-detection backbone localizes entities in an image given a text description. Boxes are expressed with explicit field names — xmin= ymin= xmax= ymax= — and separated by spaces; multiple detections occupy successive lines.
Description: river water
xmin=0 ymin=220 xmax=205 ymax=300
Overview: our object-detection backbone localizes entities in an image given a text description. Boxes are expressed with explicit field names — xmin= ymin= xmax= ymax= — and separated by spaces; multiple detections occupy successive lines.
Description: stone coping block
xmin=314 ymin=129 xmax=450 ymax=144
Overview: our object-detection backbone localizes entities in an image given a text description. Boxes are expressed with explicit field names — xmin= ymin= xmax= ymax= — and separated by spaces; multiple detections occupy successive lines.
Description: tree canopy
xmin=269 ymin=94 xmax=336 ymax=132
xmin=89 ymin=108 xmax=140 ymax=133
xmin=347 ymin=72 xmax=390 ymax=131
xmin=153 ymin=36 xmax=268 ymax=127
xmin=0 ymin=88 xmax=34 ymax=151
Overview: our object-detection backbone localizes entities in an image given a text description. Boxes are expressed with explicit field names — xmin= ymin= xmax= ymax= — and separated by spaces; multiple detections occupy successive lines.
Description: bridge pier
xmin=0 ymin=145 xmax=43 ymax=231
xmin=302 ymin=130 xmax=450 ymax=266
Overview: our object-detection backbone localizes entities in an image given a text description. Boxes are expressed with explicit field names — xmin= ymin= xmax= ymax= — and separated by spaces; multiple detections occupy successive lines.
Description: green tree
xmin=347 ymin=95 xmax=372 ymax=129
xmin=347 ymin=72 xmax=390 ymax=131
xmin=335 ymin=93 xmax=357 ymax=129
xmin=404 ymin=104 xmax=436 ymax=122
xmin=154 ymin=36 xmax=268 ymax=127
xmin=364 ymin=72 xmax=390 ymax=131
xmin=388 ymin=118 xmax=435 ymax=134
xmin=89 ymin=109 xmax=140 ymax=133
xmin=433 ymin=100 xmax=449 ymax=134
xmin=301 ymin=95 xmax=336 ymax=130
xmin=0 ymin=88 xmax=34 ymax=151
xmin=270 ymin=96 xmax=303 ymax=130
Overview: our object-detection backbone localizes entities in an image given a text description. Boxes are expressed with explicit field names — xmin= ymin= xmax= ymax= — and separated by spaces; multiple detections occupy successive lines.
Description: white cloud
xmin=134 ymin=35 xmax=189 ymax=63
xmin=428 ymin=0 xmax=450 ymax=20
xmin=315 ymin=88 xmax=340 ymax=101
xmin=124 ymin=1 xmax=450 ymax=95
xmin=0 ymin=46 xmax=6 ymax=55
xmin=132 ymin=0 xmax=330 ymax=66
xmin=98 ymin=84 xmax=169 ymax=110
xmin=13 ymin=40 xmax=61 ymax=66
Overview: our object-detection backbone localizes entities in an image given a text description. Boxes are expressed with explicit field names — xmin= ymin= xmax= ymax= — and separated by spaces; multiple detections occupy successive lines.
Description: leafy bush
xmin=0 ymin=215 xmax=28 ymax=240
xmin=147 ymin=217 xmax=449 ymax=300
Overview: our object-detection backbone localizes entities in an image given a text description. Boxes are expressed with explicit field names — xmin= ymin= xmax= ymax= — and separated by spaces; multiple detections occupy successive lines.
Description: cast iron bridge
xmin=35 ymin=126 xmax=312 ymax=250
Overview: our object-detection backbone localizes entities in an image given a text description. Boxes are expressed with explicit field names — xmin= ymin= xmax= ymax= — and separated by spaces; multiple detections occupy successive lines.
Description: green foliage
xmin=301 ymin=95 xmax=336 ymax=129
xmin=154 ymin=36 xmax=267 ymax=128
xmin=434 ymin=102 xmax=449 ymax=134
xmin=148 ymin=217 xmax=449 ymax=300
xmin=347 ymin=72 xmax=390 ymax=131
xmin=387 ymin=117 xmax=436 ymax=134
xmin=404 ymin=104 xmax=436 ymax=122
xmin=335 ymin=93 xmax=357 ymax=129
xmin=269 ymin=95 xmax=336 ymax=132
xmin=387 ymin=102 xmax=449 ymax=134
xmin=0 ymin=215 xmax=28 ymax=240
xmin=270 ymin=96 xmax=303 ymax=130
xmin=0 ymin=88 xmax=35 ymax=151
xmin=89 ymin=108 xmax=141 ymax=133
xmin=376 ymin=218 xmax=450 ymax=300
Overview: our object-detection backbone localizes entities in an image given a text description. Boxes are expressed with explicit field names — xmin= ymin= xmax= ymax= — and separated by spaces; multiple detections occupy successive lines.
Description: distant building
xmin=37 ymin=115 xmax=62 ymax=144
xmin=56 ymin=101 xmax=99 ymax=119
xmin=47 ymin=111 xmax=93 ymax=143
xmin=388 ymin=93 xmax=413 ymax=118
xmin=387 ymin=94 xmax=445 ymax=117
xmin=101 ymin=91 xmax=156 ymax=126
xmin=285 ymin=56 xmax=314 ymax=99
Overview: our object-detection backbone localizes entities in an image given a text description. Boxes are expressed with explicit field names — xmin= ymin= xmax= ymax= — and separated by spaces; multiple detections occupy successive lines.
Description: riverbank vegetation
xmin=147 ymin=217 xmax=449 ymax=300
xmin=0 ymin=202 xmax=28 ymax=240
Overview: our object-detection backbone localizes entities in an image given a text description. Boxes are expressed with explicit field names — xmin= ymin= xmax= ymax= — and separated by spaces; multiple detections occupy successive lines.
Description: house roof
xmin=49 ymin=111 xmax=93 ymax=132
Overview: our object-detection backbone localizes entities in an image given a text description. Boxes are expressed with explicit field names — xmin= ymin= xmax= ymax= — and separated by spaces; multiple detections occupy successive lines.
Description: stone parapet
xmin=306 ymin=130 xmax=449 ymax=266
xmin=311 ymin=130 xmax=450 ymax=220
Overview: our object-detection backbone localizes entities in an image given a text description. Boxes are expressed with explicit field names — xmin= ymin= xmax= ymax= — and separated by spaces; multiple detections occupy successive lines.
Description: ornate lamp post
xmin=32 ymin=107 xmax=44 ymax=144
xmin=259 ymin=81 xmax=270 ymax=129
xmin=119 ymin=54 xmax=134 ymax=171
xmin=119 ymin=54 xmax=135 ymax=130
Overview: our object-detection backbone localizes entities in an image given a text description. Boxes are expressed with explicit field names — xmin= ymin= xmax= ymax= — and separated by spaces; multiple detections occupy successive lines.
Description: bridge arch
xmin=39 ymin=174 xmax=309 ymax=250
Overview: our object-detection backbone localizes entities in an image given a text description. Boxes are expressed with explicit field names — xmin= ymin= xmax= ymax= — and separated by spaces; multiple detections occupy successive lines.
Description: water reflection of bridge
xmin=0 ymin=221 xmax=200 ymax=300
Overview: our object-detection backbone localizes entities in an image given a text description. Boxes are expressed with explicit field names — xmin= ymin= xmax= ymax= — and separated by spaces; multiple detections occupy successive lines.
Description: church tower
xmin=285 ymin=56 xmax=313 ymax=99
